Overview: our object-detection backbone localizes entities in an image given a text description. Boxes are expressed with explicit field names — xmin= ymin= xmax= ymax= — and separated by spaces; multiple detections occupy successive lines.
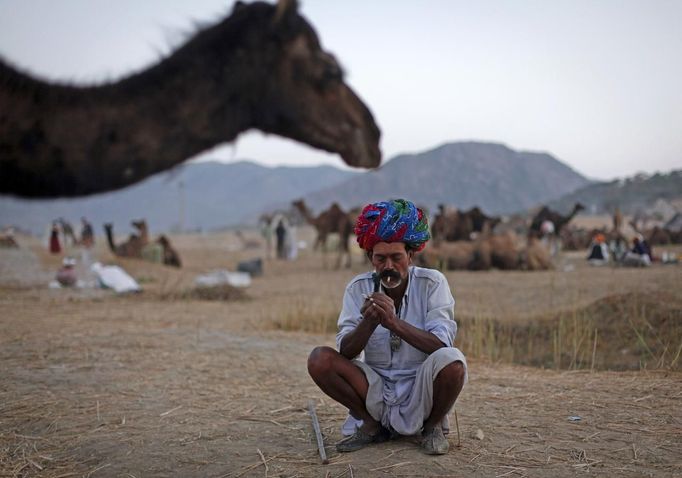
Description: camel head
xmin=232 ymin=0 xmax=381 ymax=168
xmin=131 ymin=220 xmax=148 ymax=232
xmin=291 ymin=199 xmax=307 ymax=212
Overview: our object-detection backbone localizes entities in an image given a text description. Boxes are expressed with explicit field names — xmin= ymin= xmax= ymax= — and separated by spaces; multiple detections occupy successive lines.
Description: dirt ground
xmin=1 ymin=231 xmax=681 ymax=477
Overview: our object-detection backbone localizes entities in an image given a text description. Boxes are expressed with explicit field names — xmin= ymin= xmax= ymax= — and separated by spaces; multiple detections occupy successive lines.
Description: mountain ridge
xmin=3 ymin=141 xmax=673 ymax=235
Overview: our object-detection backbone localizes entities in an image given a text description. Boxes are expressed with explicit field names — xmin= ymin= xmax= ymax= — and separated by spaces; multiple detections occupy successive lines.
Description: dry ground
xmin=1 ymin=230 xmax=681 ymax=477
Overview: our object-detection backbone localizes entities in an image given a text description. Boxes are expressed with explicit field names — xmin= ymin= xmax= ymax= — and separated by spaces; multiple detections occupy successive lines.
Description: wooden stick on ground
xmin=308 ymin=400 xmax=329 ymax=464
xmin=454 ymin=409 xmax=462 ymax=447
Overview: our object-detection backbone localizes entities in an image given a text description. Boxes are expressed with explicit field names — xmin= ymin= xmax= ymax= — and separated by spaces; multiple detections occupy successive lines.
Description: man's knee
xmin=436 ymin=360 xmax=466 ymax=387
xmin=307 ymin=346 xmax=338 ymax=378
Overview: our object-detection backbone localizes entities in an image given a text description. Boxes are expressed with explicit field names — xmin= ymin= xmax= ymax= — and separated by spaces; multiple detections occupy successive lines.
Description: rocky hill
xmin=303 ymin=142 xmax=591 ymax=215
xmin=0 ymin=141 xmax=630 ymax=234
xmin=547 ymin=170 xmax=682 ymax=215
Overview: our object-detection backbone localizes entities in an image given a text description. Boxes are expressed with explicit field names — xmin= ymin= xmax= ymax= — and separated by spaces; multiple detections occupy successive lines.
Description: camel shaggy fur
xmin=1 ymin=0 xmax=380 ymax=198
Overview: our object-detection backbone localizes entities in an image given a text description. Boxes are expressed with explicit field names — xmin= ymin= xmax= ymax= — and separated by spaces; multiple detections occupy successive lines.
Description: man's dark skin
xmin=307 ymin=241 xmax=465 ymax=438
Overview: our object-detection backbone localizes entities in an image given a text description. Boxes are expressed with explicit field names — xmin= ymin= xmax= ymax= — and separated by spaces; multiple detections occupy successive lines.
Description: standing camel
xmin=292 ymin=199 xmax=354 ymax=268
xmin=1 ymin=0 xmax=380 ymax=198
xmin=530 ymin=203 xmax=585 ymax=235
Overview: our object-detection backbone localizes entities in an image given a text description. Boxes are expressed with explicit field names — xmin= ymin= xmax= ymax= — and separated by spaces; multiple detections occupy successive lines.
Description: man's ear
xmin=366 ymin=250 xmax=373 ymax=261
xmin=407 ymin=250 xmax=414 ymax=264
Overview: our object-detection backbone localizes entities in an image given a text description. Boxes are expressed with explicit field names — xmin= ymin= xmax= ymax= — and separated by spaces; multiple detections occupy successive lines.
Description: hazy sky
xmin=1 ymin=0 xmax=680 ymax=180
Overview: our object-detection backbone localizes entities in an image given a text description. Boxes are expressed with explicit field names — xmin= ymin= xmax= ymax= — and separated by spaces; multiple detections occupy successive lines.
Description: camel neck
xmin=0 ymin=27 xmax=256 ymax=195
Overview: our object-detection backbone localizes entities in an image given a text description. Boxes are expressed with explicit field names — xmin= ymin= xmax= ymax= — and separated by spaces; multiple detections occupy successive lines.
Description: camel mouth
xmin=343 ymin=126 xmax=381 ymax=169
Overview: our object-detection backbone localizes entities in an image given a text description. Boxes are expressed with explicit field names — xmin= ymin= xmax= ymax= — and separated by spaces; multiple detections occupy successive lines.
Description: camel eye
xmin=314 ymin=53 xmax=343 ymax=88
xmin=323 ymin=61 xmax=343 ymax=82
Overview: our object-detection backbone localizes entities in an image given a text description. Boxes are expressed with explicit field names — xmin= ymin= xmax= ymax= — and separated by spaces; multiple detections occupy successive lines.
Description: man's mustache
xmin=380 ymin=269 xmax=401 ymax=280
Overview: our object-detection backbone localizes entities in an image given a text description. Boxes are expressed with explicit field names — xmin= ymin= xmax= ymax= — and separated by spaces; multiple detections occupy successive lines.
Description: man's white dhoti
xmin=341 ymin=347 xmax=468 ymax=436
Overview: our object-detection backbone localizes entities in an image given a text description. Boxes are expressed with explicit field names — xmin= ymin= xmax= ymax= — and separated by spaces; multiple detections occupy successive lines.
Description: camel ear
xmin=232 ymin=1 xmax=247 ymax=13
xmin=273 ymin=0 xmax=298 ymax=25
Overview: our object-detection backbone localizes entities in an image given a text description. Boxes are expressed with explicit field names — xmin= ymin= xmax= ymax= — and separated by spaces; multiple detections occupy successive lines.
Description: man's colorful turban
xmin=354 ymin=199 xmax=430 ymax=252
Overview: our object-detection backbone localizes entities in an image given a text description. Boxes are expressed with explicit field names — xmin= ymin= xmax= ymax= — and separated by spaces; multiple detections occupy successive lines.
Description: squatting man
xmin=307 ymin=199 xmax=467 ymax=455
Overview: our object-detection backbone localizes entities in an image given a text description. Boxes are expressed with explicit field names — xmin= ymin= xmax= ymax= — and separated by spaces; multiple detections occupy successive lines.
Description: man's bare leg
xmin=420 ymin=361 xmax=465 ymax=454
xmin=307 ymin=346 xmax=380 ymax=433
xmin=423 ymin=361 xmax=466 ymax=432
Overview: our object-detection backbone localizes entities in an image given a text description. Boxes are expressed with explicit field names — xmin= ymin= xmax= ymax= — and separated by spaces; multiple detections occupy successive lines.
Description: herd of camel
xmin=289 ymin=200 xmax=583 ymax=271
xmin=290 ymin=199 xmax=681 ymax=271
xmin=104 ymin=220 xmax=181 ymax=268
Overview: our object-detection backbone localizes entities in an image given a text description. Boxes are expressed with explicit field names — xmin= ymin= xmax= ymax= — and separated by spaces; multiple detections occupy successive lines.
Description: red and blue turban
xmin=354 ymin=199 xmax=430 ymax=252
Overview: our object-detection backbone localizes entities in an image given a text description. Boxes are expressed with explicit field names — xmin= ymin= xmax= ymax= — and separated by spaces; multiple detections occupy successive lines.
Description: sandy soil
xmin=1 ymin=232 xmax=680 ymax=477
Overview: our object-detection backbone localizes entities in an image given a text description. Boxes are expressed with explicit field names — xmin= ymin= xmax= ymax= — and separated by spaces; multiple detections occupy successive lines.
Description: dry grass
xmin=1 ymin=230 xmax=681 ymax=477
xmin=160 ymin=284 xmax=250 ymax=302
xmin=457 ymin=291 xmax=682 ymax=370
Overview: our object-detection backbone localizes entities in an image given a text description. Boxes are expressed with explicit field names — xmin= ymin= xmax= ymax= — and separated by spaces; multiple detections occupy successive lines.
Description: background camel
xmin=530 ymin=202 xmax=585 ymax=235
xmin=157 ymin=235 xmax=182 ymax=268
xmin=292 ymin=199 xmax=355 ymax=268
xmin=431 ymin=204 xmax=500 ymax=243
xmin=104 ymin=220 xmax=149 ymax=258
xmin=105 ymin=220 xmax=182 ymax=267
xmin=417 ymin=232 xmax=552 ymax=271
xmin=0 ymin=0 xmax=380 ymax=198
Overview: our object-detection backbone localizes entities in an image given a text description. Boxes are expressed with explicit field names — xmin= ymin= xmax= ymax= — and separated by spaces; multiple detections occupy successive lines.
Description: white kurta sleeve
xmin=424 ymin=272 xmax=457 ymax=347
xmin=335 ymin=282 xmax=365 ymax=350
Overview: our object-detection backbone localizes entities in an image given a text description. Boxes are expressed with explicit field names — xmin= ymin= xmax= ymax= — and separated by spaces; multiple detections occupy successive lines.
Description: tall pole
xmin=178 ymin=180 xmax=185 ymax=233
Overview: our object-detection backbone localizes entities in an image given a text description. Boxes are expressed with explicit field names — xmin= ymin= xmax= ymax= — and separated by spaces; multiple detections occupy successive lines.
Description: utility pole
xmin=178 ymin=180 xmax=185 ymax=233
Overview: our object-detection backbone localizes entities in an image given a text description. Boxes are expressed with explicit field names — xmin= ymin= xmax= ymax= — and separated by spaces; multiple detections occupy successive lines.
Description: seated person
xmin=587 ymin=233 xmax=609 ymax=266
xmin=307 ymin=199 xmax=467 ymax=456
xmin=621 ymin=234 xmax=652 ymax=267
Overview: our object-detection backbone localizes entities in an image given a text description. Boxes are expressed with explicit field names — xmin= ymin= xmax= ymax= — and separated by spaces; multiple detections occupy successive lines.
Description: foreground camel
xmin=0 ymin=0 xmax=380 ymax=198
xmin=292 ymin=199 xmax=354 ymax=268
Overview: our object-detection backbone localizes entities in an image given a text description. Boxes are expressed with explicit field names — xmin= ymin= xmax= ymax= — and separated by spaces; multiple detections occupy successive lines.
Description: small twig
xmin=454 ymin=409 xmax=462 ymax=447
xmin=256 ymin=448 xmax=268 ymax=477
xmin=631 ymin=443 xmax=637 ymax=460
xmin=370 ymin=461 xmax=413 ymax=472
xmin=26 ymin=457 xmax=43 ymax=471
xmin=308 ymin=400 xmax=329 ymax=464
xmin=349 ymin=464 xmax=354 ymax=478
xmin=269 ymin=405 xmax=295 ymax=414
xmin=227 ymin=454 xmax=281 ymax=478
xmin=13 ymin=433 xmax=46 ymax=441
xmin=591 ymin=329 xmax=598 ymax=372
xmin=85 ymin=463 xmax=111 ymax=478
xmin=96 ymin=400 xmax=101 ymax=422
xmin=634 ymin=394 xmax=653 ymax=402
xmin=160 ymin=405 xmax=182 ymax=417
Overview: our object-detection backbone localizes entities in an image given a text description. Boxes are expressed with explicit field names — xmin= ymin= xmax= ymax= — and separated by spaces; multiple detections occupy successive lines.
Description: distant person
xmin=259 ymin=215 xmax=274 ymax=259
xmin=49 ymin=222 xmax=61 ymax=254
xmin=55 ymin=257 xmax=78 ymax=287
xmin=286 ymin=224 xmax=298 ymax=260
xmin=80 ymin=217 xmax=95 ymax=248
xmin=540 ymin=220 xmax=558 ymax=256
xmin=621 ymin=234 xmax=652 ymax=267
xmin=59 ymin=218 xmax=78 ymax=247
xmin=307 ymin=199 xmax=466 ymax=455
xmin=587 ymin=233 xmax=609 ymax=266
xmin=275 ymin=218 xmax=287 ymax=259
